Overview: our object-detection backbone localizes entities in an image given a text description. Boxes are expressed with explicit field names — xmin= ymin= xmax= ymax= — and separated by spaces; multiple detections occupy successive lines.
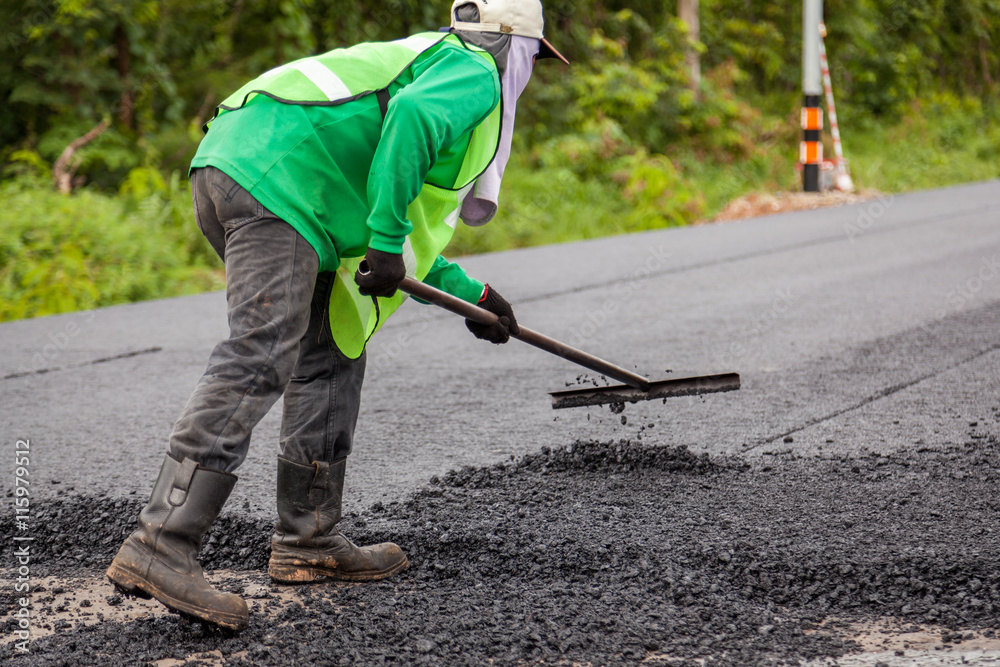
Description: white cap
xmin=450 ymin=0 xmax=569 ymax=64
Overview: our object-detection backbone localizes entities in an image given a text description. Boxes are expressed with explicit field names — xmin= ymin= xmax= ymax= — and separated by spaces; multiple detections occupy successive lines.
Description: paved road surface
xmin=2 ymin=181 xmax=999 ymax=516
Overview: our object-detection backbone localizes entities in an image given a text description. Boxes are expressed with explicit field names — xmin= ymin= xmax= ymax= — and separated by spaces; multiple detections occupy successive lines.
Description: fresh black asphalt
xmin=2 ymin=181 xmax=999 ymax=664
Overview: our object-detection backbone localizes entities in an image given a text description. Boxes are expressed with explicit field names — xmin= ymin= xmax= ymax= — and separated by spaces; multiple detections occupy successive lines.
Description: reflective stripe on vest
xmin=212 ymin=32 xmax=449 ymax=115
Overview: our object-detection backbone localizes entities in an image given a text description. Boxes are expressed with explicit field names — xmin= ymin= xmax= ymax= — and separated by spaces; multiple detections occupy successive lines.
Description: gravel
xmin=3 ymin=421 xmax=1000 ymax=666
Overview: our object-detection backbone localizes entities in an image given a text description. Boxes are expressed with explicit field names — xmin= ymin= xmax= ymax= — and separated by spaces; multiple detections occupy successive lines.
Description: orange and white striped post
xmin=801 ymin=0 xmax=823 ymax=192
xmin=819 ymin=22 xmax=854 ymax=192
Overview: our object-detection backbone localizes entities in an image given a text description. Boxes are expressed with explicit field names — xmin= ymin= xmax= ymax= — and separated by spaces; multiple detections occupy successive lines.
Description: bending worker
xmin=106 ymin=0 xmax=568 ymax=630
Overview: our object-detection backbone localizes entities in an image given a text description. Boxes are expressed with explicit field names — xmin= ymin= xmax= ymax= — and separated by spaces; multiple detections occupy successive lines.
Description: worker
xmin=106 ymin=0 xmax=568 ymax=631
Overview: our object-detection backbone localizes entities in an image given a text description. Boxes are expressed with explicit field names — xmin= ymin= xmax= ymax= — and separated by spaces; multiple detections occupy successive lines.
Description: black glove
xmin=354 ymin=248 xmax=406 ymax=297
xmin=466 ymin=284 xmax=520 ymax=344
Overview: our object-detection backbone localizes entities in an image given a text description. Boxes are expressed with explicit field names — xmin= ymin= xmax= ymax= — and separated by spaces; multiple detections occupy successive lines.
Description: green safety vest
xmin=211 ymin=32 xmax=502 ymax=359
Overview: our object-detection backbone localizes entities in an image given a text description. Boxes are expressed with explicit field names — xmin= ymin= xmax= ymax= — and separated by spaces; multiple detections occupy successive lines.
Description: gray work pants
xmin=169 ymin=166 xmax=366 ymax=473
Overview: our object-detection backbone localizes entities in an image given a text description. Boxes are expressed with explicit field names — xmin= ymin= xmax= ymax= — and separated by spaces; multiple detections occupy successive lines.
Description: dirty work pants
xmin=169 ymin=166 xmax=366 ymax=473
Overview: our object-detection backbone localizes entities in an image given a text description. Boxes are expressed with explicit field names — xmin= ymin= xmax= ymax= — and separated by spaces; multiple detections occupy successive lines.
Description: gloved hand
xmin=466 ymin=284 xmax=520 ymax=344
xmin=354 ymin=248 xmax=406 ymax=297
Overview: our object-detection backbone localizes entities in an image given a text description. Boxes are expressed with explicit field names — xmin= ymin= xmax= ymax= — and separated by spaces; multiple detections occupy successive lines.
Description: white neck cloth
xmin=460 ymin=35 xmax=539 ymax=226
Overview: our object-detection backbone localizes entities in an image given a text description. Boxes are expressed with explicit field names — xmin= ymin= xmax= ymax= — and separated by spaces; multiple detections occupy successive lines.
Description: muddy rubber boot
xmin=106 ymin=454 xmax=249 ymax=630
xmin=268 ymin=456 xmax=409 ymax=583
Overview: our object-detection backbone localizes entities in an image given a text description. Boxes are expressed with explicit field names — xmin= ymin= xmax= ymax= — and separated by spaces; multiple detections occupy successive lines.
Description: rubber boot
xmin=268 ymin=456 xmax=409 ymax=583
xmin=106 ymin=454 xmax=249 ymax=630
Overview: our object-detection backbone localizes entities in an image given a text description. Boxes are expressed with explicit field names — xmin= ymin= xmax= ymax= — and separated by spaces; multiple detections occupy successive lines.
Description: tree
xmin=678 ymin=0 xmax=700 ymax=92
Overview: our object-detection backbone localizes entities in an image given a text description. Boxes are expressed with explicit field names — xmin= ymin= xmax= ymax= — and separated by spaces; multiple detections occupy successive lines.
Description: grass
xmin=847 ymin=98 xmax=1000 ymax=193
xmin=447 ymin=163 xmax=632 ymax=256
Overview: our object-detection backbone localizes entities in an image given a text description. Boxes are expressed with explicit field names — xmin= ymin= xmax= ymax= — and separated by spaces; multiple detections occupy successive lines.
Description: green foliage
xmin=2 ymin=150 xmax=51 ymax=180
xmin=697 ymin=0 xmax=1000 ymax=117
xmin=5 ymin=0 xmax=997 ymax=181
xmin=519 ymin=7 xmax=755 ymax=159
xmin=701 ymin=2 xmax=794 ymax=93
xmin=2 ymin=1 xmax=999 ymax=320
xmin=617 ymin=150 xmax=706 ymax=228
xmin=448 ymin=147 xmax=706 ymax=256
xmin=847 ymin=92 xmax=1000 ymax=192
xmin=0 ymin=175 xmax=222 ymax=321
xmin=449 ymin=92 xmax=1000 ymax=260
xmin=448 ymin=156 xmax=631 ymax=256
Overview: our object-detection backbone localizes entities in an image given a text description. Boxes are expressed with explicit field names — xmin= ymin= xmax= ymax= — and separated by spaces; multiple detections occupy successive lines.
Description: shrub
xmin=0 ymin=176 xmax=222 ymax=322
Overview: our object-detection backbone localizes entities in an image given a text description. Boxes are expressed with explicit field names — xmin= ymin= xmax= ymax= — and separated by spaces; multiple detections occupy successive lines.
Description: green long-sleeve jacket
xmin=190 ymin=35 xmax=501 ymax=305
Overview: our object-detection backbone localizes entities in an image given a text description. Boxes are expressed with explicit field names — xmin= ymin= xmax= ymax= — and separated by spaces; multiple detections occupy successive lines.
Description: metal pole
xmin=801 ymin=0 xmax=823 ymax=192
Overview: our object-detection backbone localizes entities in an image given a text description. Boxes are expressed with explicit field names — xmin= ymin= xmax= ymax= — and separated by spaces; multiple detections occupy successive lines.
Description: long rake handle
xmin=399 ymin=277 xmax=650 ymax=390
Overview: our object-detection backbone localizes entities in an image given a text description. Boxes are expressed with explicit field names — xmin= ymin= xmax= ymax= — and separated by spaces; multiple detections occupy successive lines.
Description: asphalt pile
xmin=3 ymin=423 xmax=1000 ymax=666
